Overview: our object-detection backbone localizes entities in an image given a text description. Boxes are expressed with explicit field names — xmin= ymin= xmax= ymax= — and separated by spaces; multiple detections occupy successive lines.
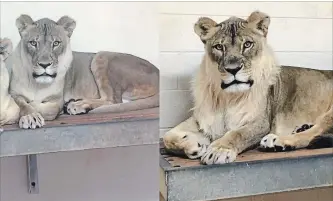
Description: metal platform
xmin=0 ymin=107 xmax=159 ymax=158
xmin=160 ymin=141 xmax=333 ymax=201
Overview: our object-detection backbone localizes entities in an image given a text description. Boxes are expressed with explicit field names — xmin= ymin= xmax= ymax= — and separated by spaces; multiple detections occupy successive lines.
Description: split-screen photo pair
xmin=0 ymin=1 xmax=332 ymax=201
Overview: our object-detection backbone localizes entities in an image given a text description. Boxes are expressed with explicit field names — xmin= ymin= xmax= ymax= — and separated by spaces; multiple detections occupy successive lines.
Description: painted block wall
xmin=159 ymin=2 xmax=333 ymax=136
xmin=0 ymin=2 xmax=159 ymax=66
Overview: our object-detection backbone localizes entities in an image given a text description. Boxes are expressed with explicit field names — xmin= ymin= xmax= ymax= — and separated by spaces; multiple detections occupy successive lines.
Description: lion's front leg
xmin=163 ymin=117 xmax=211 ymax=159
xmin=201 ymin=135 xmax=238 ymax=165
xmin=13 ymin=96 xmax=45 ymax=129
xmin=31 ymin=101 xmax=62 ymax=121
xmin=201 ymin=120 xmax=270 ymax=165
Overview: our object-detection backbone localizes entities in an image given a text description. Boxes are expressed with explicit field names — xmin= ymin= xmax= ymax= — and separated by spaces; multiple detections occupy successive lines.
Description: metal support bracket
xmin=27 ymin=154 xmax=39 ymax=194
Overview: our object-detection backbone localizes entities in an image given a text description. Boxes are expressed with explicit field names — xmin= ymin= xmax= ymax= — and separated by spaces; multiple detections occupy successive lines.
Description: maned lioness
xmin=163 ymin=11 xmax=333 ymax=165
xmin=6 ymin=15 xmax=159 ymax=129
xmin=0 ymin=38 xmax=20 ymax=126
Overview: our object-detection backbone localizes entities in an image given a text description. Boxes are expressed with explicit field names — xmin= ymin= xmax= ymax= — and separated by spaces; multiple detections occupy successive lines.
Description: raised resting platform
xmin=0 ymin=107 xmax=159 ymax=158
xmin=160 ymin=141 xmax=333 ymax=201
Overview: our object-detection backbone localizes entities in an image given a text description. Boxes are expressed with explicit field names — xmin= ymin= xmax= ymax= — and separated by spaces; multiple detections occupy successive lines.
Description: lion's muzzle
xmin=32 ymin=62 xmax=58 ymax=84
xmin=224 ymin=63 xmax=244 ymax=75
xmin=37 ymin=62 xmax=53 ymax=69
xmin=219 ymin=61 xmax=254 ymax=91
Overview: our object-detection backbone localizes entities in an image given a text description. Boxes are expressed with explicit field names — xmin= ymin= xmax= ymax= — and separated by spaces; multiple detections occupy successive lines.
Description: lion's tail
xmin=89 ymin=93 xmax=159 ymax=114
xmin=307 ymin=133 xmax=333 ymax=149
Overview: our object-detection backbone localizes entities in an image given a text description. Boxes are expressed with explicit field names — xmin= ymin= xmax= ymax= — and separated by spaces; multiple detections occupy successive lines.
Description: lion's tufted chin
xmin=32 ymin=67 xmax=59 ymax=84
xmin=220 ymin=71 xmax=254 ymax=93
xmin=221 ymin=79 xmax=254 ymax=93
xmin=34 ymin=75 xmax=56 ymax=84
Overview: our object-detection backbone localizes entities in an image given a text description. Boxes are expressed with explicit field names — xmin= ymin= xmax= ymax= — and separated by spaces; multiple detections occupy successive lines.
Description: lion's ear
xmin=194 ymin=17 xmax=220 ymax=44
xmin=246 ymin=11 xmax=270 ymax=37
xmin=16 ymin=15 xmax=34 ymax=36
xmin=0 ymin=38 xmax=13 ymax=60
xmin=57 ymin=16 xmax=76 ymax=37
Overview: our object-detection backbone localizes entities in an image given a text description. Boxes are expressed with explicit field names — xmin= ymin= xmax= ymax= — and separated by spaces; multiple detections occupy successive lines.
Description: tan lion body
xmin=163 ymin=11 xmax=333 ymax=165
xmin=7 ymin=15 xmax=159 ymax=129
xmin=0 ymin=38 xmax=20 ymax=126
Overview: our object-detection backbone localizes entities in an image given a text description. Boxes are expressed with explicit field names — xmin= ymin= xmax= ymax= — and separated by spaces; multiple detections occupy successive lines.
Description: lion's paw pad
xmin=19 ymin=113 xmax=45 ymax=129
xmin=292 ymin=124 xmax=314 ymax=134
xmin=201 ymin=146 xmax=237 ymax=165
xmin=259 ymin=134 xmax=295 ymax=152
xmin=64 ymin=99 xmax=92 ymax=115
xmin=184 ymin=141 xmax=208 ymax=159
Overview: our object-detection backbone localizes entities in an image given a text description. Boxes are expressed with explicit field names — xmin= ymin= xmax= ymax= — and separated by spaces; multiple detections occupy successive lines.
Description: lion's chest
xmin=196 ymin=103 xmax=256 ymax=141
xmin=10 ymin=77 xmax=64 ymax=102
xmin=197 ymin=111 xmax=225 ymax=140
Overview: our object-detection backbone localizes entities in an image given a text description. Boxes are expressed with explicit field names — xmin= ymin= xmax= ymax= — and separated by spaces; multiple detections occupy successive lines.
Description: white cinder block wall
xmin=0 ymin=2 xmax=159 ymax=66
xmin=159 ymin=2 xmax=333 ymax=137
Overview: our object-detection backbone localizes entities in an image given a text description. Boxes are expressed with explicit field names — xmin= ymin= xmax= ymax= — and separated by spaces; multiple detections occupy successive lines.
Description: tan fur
xmin=8 ymin=15 xmax=159 ymax=129
xmin=0 ymin=38 xmax=20 ymax=126
xmin=64 ymin=51 xmax=159 ymax=115
xmin=163 ymin=11 xmax=333 ymax=165
xmin=9 ymin=39 xmax=72 ymax=129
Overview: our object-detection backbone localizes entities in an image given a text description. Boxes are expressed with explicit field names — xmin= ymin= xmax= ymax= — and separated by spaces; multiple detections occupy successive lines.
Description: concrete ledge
xmin=0 ymin=108 xmax=159 ymax=157
xmin=160 ymin=143 xmax=333 ymax=201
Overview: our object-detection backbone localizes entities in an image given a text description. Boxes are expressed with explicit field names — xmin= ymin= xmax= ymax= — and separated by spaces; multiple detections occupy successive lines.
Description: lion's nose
xmin=38 ymin=62 xmax=53 ymax=69
xmin=225 ymin=63 xmax=244 ymax=75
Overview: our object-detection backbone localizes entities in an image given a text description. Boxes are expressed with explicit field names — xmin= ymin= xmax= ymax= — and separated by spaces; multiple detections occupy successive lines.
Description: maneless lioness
xmin=163 ymin=11 xmax=333 ymax=165
xmin=7 ymin=15 xmax=159 ymax=129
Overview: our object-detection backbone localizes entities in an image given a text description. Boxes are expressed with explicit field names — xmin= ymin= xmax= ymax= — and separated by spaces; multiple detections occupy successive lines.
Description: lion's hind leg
xmin=64 ymin=98 xmax=113 ymax=115
xmin=163 ymin=117 xmax=211 ymax=159
xmin=63 ymin=77 xmax=119 ymax=115
xmin=307 ymin=106 xmax=333 ymax=149
xmin=260 ymin=106 xmax=333 ymax=151
xmin=64 ymin=53 xmax=119 ymax=115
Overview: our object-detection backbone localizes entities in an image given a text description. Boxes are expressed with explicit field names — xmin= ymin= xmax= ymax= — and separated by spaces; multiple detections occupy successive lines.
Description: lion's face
xmin=16 ymin=15 xmax=76 ymax=84
xmin=0 ymin=38 xmax=13 ymax=71
xmin=0 ymin=38 xmax=13 ymax=63
xmin=194 ymin=11 xmax=271 ymax=93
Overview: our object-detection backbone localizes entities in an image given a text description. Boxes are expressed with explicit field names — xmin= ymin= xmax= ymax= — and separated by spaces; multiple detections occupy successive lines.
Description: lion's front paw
xmin=19 ymin=113 xmax=45 ymax=129
xmin=64 ymin=99 xmax=92 ymax=115
xmin=201 ymin=143 xmax=237 ymax=165
xmin=259 ymin=134 xmax=295 ymax=152
xmin=163 ymin=132 xmax=210 ymax=159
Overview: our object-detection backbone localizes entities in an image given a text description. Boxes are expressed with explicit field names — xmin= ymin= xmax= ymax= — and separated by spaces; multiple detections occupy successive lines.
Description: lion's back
xmin=279 ymin=66 xmax=333 ymax=90
xmin=274 ymin=66 xmax=333 ymax=122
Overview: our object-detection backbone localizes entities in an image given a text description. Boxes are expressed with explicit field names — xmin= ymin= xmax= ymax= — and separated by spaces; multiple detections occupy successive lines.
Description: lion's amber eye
xmin=53 ymin=41 xmax=60 ymax=47
xmin=243 ymin=41 xmax=253 ymax=48
xmin=214 ymin=44 xmax=224 ymax=51
xmin=29 ymin=41 xmax=37 ymax=47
